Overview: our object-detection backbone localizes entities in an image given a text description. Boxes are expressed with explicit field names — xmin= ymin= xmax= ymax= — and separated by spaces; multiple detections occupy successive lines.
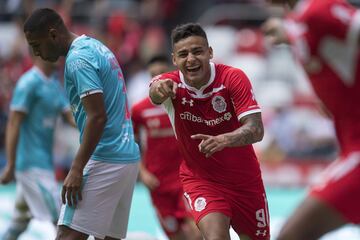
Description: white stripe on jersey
xmin=80 ymin=89 xmax=103 ymax=99
xmin=237 ymin=109 xmax=262 ymax=120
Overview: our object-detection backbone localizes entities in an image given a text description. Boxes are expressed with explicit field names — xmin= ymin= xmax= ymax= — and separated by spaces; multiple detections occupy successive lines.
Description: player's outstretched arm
xmin=149 ymin=79 xmax=177 ymax=105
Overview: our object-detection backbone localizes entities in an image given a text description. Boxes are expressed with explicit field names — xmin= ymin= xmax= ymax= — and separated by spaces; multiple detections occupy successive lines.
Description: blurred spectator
xmin=0 ymin=0 xmax=341 ymax=184
xmin=106 ymin=10 xmax=143 ymax=69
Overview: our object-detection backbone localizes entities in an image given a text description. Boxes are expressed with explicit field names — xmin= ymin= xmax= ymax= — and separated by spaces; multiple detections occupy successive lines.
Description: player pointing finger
xmin=150 ymin=78 xmax=177 ymax=104
xmin=191 ymin=134 xmax=226 ymax=158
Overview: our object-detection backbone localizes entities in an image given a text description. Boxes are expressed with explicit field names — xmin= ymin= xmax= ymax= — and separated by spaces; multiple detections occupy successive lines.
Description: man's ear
xmin=172 ymin=53 xmax=177 ymax=66
xmin=209 ymin=46 xmax=214 ymax=59
xmin=49 ymin=28 xmax=58 ymax=41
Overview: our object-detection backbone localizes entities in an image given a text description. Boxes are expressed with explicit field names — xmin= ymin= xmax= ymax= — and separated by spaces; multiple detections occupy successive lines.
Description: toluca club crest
xmin=211 ymin=95 xmax=227 ymax=113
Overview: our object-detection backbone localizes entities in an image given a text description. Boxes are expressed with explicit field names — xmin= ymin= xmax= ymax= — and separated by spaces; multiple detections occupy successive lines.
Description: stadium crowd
xmin=0 ymin=0 xmax=339 ymax=177
xmin=2 ymin=0 xmax=360 ymax=239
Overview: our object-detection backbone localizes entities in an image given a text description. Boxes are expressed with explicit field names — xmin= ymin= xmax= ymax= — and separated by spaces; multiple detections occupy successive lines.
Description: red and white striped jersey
xmin=154 ymin=62 xmax=264 ymax=188
xmin=285 ymin=0 xmax=360 ymax=156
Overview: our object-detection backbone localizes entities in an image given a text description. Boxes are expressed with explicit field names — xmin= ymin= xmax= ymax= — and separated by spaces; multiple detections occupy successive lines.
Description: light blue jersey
xmin=11 ymin=67 xmax=70 ymax=172
xmin=64 ymin=35 xmax=140 ymax=163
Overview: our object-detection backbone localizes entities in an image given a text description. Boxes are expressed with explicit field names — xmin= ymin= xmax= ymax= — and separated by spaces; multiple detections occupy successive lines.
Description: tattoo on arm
xmin=226 ymin=113 xmax=264 ymax=147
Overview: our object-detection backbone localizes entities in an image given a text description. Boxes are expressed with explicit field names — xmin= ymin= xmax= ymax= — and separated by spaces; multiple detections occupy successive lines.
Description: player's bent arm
xmin=71 ymin=93 xmax=107 ymax=173
xmin=1 ymin=111 xmax=26 ymax=183
xmin=62 ymin=110 xmax=77 ymax=128
xmin=61 ymin=93 xmax=107 ymax=206
xmin=223 ymin=112 xmax=264 ymax=147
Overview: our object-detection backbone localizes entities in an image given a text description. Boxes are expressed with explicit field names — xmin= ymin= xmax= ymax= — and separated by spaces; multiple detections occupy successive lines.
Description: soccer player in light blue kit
xmin=0 ymin=55 xmax=74 ymax=240
xmin=23 ymin=8 xmax=140 ymax=240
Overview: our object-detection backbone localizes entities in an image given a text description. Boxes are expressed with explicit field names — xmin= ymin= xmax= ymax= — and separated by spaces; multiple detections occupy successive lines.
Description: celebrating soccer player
xmin=149 ymin=23 xmax=270 ymax=240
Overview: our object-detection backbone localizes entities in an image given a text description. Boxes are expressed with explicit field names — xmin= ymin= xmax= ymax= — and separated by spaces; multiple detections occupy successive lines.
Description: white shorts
xmin=15 ymin=168 xmax=60 ymax=222
xmin=58 ymin=160 xmax=139 ymax=239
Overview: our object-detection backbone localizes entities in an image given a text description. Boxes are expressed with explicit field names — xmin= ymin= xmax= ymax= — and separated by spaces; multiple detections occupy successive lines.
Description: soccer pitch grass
xmin=0 ymin=183 xmax=359 ymax=240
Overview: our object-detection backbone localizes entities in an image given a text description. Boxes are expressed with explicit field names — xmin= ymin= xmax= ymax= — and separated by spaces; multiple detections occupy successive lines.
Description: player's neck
xmin=185 ymin=71 xmax=211 ymax=90
xmin=64 ymin=32 xmax=79 ymax=56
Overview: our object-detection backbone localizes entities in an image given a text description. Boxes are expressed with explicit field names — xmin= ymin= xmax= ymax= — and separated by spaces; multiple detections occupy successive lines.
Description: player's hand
xmin=153 ymin=79 xmax=178 ymax=100
xmin=61 ymin=167 xmax=83 ymax=207
xmin=261 ymin=17 xmax=289 ymax=45
xmin=191 ymin=134 xmax=226 ymax=158
xmin=140 ymin=170 xmax=160 ymax=190
xmin=0 ymin=165 xmax=15 ymax=184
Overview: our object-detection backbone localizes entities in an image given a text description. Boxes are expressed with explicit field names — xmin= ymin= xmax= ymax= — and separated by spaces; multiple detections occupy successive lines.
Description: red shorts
xmin=310 ymin=152 xmax=360 ymax=224
xmin=151 ymin=188 xmax=190 ymax=237
xmin=181 ymin=175 xmax=270 ymax=240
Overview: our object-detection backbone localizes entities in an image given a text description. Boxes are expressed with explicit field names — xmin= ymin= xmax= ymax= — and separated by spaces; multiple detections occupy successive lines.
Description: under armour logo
xmin=255 ymin=230 xmax=267 ymax=237
xmin=182 ymin=97 xmax=194 ymax=107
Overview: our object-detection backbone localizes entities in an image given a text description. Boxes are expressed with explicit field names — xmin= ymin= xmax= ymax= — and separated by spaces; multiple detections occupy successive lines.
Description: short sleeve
xmin=226 ymin=68 xmax=261 ymax=120
xmin=66 ymin=54 xmax=103 ymax=98
xmin=10 ymin=77 xmax=35 ymax=113
xmin=149 ymin=72 xmax=178 ymax=87
xmin=149 ymin=71 xmax=179 ymax=105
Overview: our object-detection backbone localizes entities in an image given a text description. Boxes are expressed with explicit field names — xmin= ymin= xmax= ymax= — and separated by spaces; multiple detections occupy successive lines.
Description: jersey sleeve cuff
xmin=80 ymin=89 xmax=103 ymax=99
xmin=237 ymin=109 xmax=261 ymax=120
xmin=10 ymin=106 xmax=29 ymax=113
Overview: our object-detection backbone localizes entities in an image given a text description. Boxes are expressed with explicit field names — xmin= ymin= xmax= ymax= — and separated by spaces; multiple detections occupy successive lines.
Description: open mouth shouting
xmin=186 ymin=65 xmax=201 ymax=74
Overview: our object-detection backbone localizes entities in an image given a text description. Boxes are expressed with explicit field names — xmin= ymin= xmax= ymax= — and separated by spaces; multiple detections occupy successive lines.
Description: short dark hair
xmin=146 ymin=54 xmax=170 ymax=66
xmin=23 ymin=8 xmax=64 ymax=35
xmin=171 ymin=23 xmax=208 ymax=47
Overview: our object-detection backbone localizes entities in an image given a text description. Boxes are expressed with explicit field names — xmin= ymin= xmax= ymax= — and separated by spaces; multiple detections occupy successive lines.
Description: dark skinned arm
xmin=61 ymin=93 xmax=107 ymax=207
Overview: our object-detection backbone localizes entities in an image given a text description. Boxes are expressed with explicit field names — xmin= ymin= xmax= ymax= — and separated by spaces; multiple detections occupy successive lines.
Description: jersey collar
xmin=179 ymin=62 xmax=215 ymax=97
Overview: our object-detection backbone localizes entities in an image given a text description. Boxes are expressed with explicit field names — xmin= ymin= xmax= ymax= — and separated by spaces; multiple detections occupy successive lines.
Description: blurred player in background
xmin=131 ymin=54 xmax=202 ymax=240
xmin=23 ymin=8 xmax=140 ymax=240
xmin=263 ymin=0 xmax=360 ymax=239
xmin=149 ymin=23 xmax=269 ymax=240
xmin=0 ymin=55 xmax=74 ymax=240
